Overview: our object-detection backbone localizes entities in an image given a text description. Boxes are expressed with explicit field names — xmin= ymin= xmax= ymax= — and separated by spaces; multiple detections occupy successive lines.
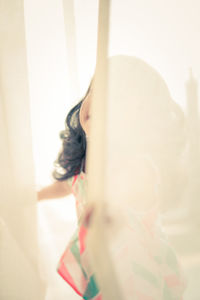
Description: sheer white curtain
xmin=0 ymin=1 xmax=45 ymax=299
xmin=1 ymin=0 xmax=200 ymax=299
xmin=24 ymin=1 xmax=83 ymax=299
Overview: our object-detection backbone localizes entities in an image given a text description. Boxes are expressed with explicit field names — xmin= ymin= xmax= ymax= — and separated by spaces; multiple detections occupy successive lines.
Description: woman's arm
xmin=37 ymin=180 xmax=72 ymax=201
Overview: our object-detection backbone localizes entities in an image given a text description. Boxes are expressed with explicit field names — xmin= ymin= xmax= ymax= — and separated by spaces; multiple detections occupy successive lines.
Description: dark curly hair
xmin=52 ymin=85 xmax=91 ymax=181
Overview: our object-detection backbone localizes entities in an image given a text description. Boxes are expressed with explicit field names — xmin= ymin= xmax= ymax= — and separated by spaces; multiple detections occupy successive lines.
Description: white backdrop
xmin=0 ymin=0 xmax=199 ymax=299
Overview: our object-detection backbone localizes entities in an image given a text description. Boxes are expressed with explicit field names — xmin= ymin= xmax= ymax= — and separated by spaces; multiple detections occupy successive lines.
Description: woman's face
xmin=79 ymin=89 xmax=91 ymax=137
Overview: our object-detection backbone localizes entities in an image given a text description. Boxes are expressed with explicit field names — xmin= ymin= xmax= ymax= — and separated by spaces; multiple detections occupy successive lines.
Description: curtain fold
xmin=0 ymin=1 xmax=45 ymax=299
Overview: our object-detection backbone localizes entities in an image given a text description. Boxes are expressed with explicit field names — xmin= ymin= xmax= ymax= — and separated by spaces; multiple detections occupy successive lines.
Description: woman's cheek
xmin=84 ymin=119 xmax=90 ymax=137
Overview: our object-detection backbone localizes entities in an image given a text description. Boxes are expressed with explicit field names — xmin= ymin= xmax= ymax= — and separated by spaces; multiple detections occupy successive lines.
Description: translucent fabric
xmin=57 ymin=171 xmax=186 ymax=300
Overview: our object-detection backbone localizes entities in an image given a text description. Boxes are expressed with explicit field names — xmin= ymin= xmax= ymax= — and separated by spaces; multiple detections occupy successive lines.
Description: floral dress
xmin=57 ymin=171 xmax=186 ymax=300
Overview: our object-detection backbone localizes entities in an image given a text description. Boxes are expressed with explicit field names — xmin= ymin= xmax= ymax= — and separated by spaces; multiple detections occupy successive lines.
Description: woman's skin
xmin=79 ymin=89 xmax=91 ymax=137
xmin=38 ymin=90 xmax=158 ymax=210
xmin=37 ymin=180 xmax=72 ymax=200
xmin=37 ymin=94 xmax=91 ymax=201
